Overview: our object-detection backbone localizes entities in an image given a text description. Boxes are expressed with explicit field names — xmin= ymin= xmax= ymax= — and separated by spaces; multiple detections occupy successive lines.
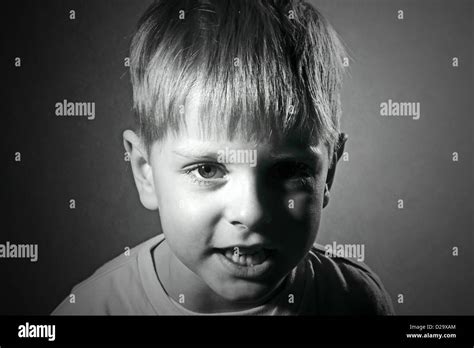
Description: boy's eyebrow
xmin=172 ymin=144 xmax=220 ymax=160
xmin=172 ymin=150 xmax=218 ymax=161
xmin=268 ymin=146 xmax=323 ymax=162
xmin=172 ymin=144 xmax=323 ymax=162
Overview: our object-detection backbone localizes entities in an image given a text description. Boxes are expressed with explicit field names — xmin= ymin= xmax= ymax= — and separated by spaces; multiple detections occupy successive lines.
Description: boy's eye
xmin=268 ymin=161 xmax=316 ymax=190
xmin=270 ymin=161 xmax=314 ymax=180
xmin=184 ymin=163 xmax=227 ymax=184
xmin=196 ymin=164 xmax=221 ymax=179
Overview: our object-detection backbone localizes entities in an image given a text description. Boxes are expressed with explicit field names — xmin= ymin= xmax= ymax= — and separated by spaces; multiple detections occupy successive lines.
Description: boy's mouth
xmin=218 ymin=246 xmax=271 ymax=267
xmin=214 ymin=244 xmax=278 ymax=279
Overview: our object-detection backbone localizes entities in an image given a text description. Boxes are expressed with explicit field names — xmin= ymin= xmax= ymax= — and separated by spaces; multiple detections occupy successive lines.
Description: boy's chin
xmin=211 ymin=279 xmax=280 ymax=306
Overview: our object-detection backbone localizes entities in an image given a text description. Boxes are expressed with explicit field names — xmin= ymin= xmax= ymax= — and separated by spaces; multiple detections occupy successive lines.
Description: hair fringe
xmin=130 ymin=0 xmax=348 ymax=155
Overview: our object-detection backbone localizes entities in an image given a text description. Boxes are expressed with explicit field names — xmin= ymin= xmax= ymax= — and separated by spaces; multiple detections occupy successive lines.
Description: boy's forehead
xmin=162 ymin=130 xmax=325 ymax=162
xmin=152 ymin=86 xmax=327 ymax=160
xmin=170 ymin=138 xmax=324 ymax=158
xmin=173 ymin=113 xmax=316 ymax=153
xmin=175 ymin=87 xmax=319 ymax=148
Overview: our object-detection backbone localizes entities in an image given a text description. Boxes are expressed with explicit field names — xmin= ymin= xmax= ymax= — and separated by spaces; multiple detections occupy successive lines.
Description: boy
xmin=53 ymin=0 xmax=394 ymax=315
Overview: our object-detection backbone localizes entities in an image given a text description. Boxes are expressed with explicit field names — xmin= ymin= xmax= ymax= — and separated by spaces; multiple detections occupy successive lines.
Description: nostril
xmin=231 ymin=223 xmax=249 ymax=232
xmin=230 ymin=215 xmax=272 ymax=231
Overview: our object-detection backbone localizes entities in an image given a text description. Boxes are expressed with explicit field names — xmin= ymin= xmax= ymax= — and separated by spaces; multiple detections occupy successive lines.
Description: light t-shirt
xmin=52 ymin=234 xmax=395 ymax=315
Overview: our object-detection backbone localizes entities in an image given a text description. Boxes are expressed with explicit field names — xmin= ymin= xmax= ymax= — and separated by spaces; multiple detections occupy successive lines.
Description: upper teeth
xmin=233 ymin=247 xmax=257 ymax=256
xmin=224 ymin=248 xmax=267 ymax=266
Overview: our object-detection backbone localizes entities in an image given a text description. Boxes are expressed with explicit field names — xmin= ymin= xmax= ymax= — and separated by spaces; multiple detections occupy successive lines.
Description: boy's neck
xmin=153 ymin=239 xmax=286 ymax=313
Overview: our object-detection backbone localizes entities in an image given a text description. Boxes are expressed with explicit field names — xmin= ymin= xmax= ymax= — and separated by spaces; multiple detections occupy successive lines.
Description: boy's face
xmin=126 ymin=103 xmax=336 ymax=306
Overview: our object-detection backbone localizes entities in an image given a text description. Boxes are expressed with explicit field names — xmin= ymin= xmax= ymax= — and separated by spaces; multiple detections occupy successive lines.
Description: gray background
xmin=2 ymin=0 xmax=473 ymax=315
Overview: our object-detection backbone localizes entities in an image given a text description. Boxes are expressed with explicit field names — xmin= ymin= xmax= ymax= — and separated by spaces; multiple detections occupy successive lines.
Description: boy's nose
xmin=223 ymin=174 xmax=271 ymax=230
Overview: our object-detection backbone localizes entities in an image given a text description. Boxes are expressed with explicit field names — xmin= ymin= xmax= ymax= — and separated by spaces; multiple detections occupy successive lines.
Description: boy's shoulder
xmin=51 ymin=236 xmax=162 ymax=315
xmin=307 ymin=243 xmax=395 ymax=315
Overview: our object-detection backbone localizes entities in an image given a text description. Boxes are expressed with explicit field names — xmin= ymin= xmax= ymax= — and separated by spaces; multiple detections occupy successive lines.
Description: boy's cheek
xmin=159 ymin=194 xmax=218 ymax=238
xmin=174 ymin=192 xmax=220 ymax=220
xmin=283 ymin=192 xmax=321 ymax=221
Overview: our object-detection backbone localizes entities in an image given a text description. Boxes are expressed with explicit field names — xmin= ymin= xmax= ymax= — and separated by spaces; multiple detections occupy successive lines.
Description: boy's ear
xmin=323 ymin=133 xmax=348 ymax=208
xmin=123 ymin=130 xmax=159 ymax=211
